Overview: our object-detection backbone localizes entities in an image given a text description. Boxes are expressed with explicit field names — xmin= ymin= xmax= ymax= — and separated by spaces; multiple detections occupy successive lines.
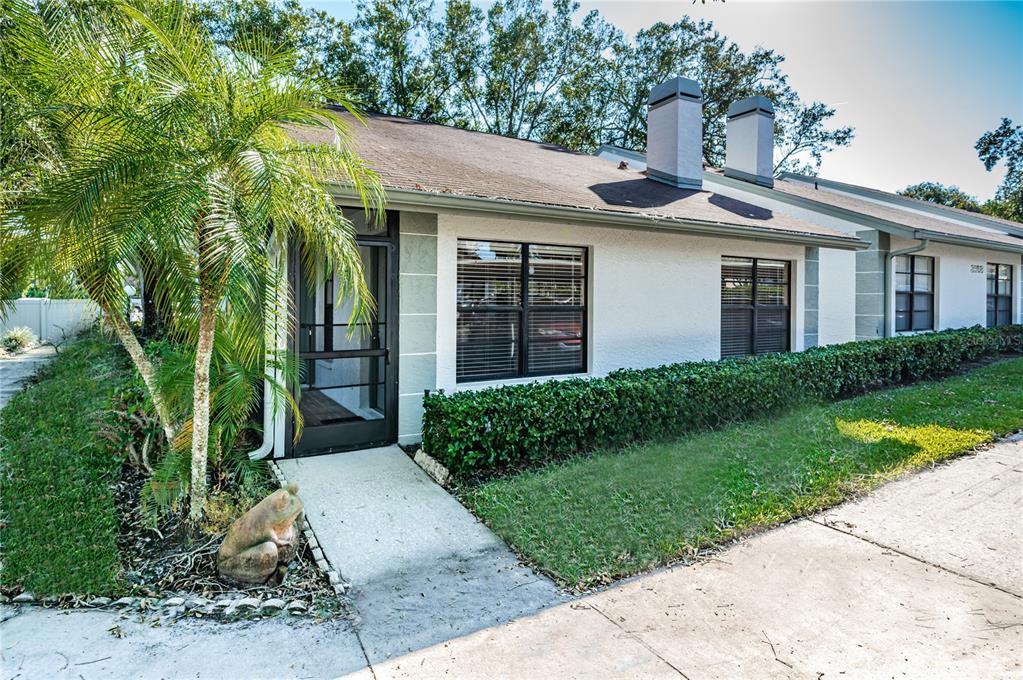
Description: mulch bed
xmin=112 ymin=465 xmax=343 ymax=617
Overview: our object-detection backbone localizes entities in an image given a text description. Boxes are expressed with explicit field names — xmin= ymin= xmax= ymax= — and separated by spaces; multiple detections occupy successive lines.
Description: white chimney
xmin=646 ymin=77 xmax=703 ymax=190
xmin=724 ymin=95 xmax=775 ymax=188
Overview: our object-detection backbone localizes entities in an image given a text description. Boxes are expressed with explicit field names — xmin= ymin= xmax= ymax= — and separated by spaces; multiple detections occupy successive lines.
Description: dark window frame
xmin=987 ymin=263 xmax=1013 ymax=328
xmin=720 ymin=256 xmax=792 ymax=357
xmin=456 ymin=239 xmax=588 ymax=383
xmin=894 ymin=255 xmax=934 ymax=332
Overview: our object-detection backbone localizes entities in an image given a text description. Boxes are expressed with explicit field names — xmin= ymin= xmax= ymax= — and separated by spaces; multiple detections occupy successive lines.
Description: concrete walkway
xmin=277 ymin=446 xmax=566 ymax=662
xmin=0 ymin=345 xmax=56 ymax=409
xmin=363 ymin=437 xmax=1023 ymax=679
xmin=3 ymin=439 xmax=1020 ymax=679
xmin=1 ymin=609 xmax=368 ymax=679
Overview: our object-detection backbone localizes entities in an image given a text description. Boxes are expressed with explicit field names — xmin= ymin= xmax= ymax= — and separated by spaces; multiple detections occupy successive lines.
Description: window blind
xmin=457 ymin=239 xmax=586 ymax=382
xmin=987 ymin=263 xmax=1013 ymax=328
xmin=721 ymin=256 xmax=790 ymax=357
xmin=894 ymin=255 xmax=934 ymax=332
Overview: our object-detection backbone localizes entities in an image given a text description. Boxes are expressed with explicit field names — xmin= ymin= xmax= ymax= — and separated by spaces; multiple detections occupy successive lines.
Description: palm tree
xmin=3 ymin=0 xmax=384 ymax=520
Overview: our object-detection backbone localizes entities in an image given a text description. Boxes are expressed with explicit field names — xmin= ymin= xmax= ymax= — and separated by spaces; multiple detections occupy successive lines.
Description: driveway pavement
xmin=3 ymin=438 xmax=1021 ymax=679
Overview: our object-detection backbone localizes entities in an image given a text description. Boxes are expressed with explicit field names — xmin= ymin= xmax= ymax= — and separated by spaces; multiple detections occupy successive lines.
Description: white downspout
xmin=249 ymin=241 xmax=286 ymax=461
xmin=884 ymin=238 xmax=929 ymax=338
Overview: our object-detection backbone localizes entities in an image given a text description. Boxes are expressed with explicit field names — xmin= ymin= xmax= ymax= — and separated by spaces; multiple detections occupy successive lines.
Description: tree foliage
xmin=976 ymin=118 xmax=1023 ymax=222
xmin=198 ymin=0 xmax=855 ymax=175
xmin=900 ymin=119 xmax=1023 ymax=224
xmin=898 ymin=182 xmax=982 ymax=213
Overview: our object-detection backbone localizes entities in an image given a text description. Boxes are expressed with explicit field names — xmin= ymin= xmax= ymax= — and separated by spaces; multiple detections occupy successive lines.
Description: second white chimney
xmin=724 ymin=95 xmax=775 ymax=187
xmin=646 ymin=77 xmax=703 ymax=190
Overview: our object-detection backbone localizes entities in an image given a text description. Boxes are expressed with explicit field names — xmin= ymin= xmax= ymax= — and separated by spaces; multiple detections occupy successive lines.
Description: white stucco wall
xmin=817 ymin=248 xmax=857 ymax=345
xmin=887 ymin=237 xmax=1020 ymax=335
xmin=435 ymin=212 xmax=806 ymax=392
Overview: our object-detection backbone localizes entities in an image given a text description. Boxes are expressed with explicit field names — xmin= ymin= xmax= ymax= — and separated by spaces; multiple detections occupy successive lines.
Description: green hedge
xmin=423 ymin=325 xmax=1023 ymax=478
xmin=0 ymin=334 xmax=135 ymax=595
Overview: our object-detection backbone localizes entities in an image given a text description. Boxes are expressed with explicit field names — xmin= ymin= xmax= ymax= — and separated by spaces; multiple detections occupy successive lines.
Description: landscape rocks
xmin=260 ymin=598 xmax=286 ymax=614
xmin=211 ymin=599 xmax=234 ymax=613
xmin=2 ymin=590 xmax=323 ymax=624
xmin=186 ymin=597 xmax=212 ymax=611
xmin=413 ymin=448 xmax=451 ymax=486
xmin=232 ymin=597 xmax=261 ymax=612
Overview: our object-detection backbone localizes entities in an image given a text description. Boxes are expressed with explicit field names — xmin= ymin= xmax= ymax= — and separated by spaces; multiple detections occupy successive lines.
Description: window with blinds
xmin=987 ymin=263 xmax=1013 ymax=328
xmin=894 ymin=255 xmax=934 ymax=332
xmin=456 ymin=239 xmax=586 ymax=382
xmin=721 ymin=256 xmax=791 ymax=357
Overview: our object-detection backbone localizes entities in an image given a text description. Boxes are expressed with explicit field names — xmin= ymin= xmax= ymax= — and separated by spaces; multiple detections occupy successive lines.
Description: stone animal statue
xmin=217 ymin=482 xmax=304 ymax=586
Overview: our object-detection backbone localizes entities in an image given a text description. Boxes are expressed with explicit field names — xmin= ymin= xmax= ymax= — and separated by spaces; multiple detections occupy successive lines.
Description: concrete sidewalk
xmin=277 ymin=446 xmax=565 ymax=663
xmin=364 ymin=438 xmax=1023 ymax=679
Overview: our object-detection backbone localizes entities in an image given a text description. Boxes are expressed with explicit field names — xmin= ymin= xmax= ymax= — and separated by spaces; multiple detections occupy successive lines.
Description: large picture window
xmin=987 ymin=263 xmax=1013 ymax=327
xmin=721 ymin=256 xmax=791 ymax=357
xmin=456 ymin=239 xmax=586 ymax=382
xmin=894 ymin=255 xmax=934 ymax=332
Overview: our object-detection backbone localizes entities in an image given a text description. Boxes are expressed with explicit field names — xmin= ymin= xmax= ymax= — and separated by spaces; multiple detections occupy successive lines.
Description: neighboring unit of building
xmin=599 ymin=95 xmax=1023 ymax=347
xmin=261 ymin=77 xmax=1022 ymax=459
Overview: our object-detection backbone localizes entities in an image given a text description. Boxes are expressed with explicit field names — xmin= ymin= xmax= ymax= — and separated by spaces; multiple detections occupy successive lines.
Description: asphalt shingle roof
xmin=780 ymin=174 xmax=1023 ymax=235
xmin=770 ymin=178 xmax=1023 ymax=250
xmin=298 ymin=113 xmax=864 ymax=245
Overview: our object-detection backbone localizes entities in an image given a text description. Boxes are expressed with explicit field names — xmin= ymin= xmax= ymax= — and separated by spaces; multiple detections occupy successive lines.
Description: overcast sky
xmin=307 ymin=0 xmax=1023 ymax=200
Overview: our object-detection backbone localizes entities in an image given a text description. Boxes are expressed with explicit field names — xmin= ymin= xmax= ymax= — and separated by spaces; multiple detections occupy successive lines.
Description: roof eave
xmin=709 ymin=172 xmax=1023 ymax=254
xmin=779 ymin=172 xmax=1023 ymax=238
xmin=327 ymin=184 xmax=870 ymax=251
xmin=914 ymin=231 xmax=1023 ymax=255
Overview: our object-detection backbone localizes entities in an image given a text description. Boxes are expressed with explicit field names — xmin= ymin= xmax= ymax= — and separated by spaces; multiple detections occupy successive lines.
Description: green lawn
xmin=464 ymin=358 xmax=1023 ymax=589
xmin=0 ymin=334 xmax=134 ymax=596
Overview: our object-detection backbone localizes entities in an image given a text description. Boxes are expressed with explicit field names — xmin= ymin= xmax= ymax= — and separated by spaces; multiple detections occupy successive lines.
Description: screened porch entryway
xmin=287 ymin=210 xmax=398 ymax=456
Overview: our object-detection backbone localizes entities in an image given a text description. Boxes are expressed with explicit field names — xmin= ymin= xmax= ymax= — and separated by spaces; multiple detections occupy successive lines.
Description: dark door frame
xmin=285 ymin=210 xmax=400 ymax=456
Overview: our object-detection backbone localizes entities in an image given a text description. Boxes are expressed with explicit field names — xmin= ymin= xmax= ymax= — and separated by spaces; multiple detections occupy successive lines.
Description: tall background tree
xmin=898 ymin=182 xmax=983 ymax=213
xmin=899 ymin=119 xmax=1023 ymax=223
xmin=197 ymin=0 xmax=855 ymax=176
xmin=976 ymin=118 xmax=1023 ymax=222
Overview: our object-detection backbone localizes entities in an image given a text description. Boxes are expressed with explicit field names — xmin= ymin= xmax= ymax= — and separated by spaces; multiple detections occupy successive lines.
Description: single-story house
xmin=260 ymin=77 xmax=1022 ymax=459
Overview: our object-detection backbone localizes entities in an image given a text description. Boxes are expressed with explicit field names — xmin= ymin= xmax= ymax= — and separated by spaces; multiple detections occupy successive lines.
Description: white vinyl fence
xmin=2 ymin=298 xmax=99 ymax=344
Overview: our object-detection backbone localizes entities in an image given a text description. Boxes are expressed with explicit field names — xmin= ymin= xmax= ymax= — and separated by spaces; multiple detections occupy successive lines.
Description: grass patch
xmin=464 ymin=358 xmax=1023 ymax=589
xmin=0 ymin=334 xmax=134 ymax=596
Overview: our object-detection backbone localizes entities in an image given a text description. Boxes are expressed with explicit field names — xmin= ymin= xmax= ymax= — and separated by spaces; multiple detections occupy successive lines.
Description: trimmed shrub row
xmin=423 ymin=325 xmax=1023 ymax=478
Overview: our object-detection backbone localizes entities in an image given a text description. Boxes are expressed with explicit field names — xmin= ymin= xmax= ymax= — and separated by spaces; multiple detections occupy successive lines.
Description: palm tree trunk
xmin=102 ymin=303 xmax=177 ymax=444
xmin=188 ymin=294 xmax=217 ymax=522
